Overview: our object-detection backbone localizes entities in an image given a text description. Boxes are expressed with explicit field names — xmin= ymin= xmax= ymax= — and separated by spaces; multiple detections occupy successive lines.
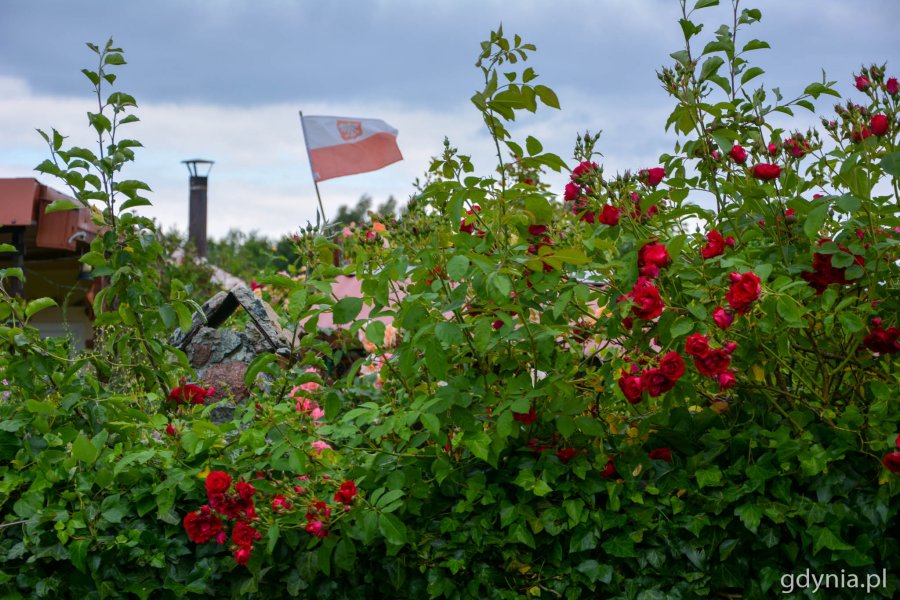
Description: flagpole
xmin=298 ymin=110 xmax=328 ymax=227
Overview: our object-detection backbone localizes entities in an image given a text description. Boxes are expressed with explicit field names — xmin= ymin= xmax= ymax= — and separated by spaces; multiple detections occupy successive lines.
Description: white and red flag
xmin=300 ymin=114 xmax=402 ymax=182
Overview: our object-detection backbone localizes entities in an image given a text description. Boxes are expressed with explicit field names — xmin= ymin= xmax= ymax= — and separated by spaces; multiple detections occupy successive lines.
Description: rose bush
xmin=2 ymin=1 xmax=899 ymax=598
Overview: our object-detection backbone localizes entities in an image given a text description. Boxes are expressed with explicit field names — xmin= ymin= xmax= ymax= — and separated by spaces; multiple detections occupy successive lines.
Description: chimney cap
xmin=182 ymin=159 xmax=214 ymax=177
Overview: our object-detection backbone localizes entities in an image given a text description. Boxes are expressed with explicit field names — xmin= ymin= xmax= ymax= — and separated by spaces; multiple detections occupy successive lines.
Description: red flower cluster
xmin=305 ymin=500 xmax=332 ymax=539
xmin=784 ymin=136 xmax=810 ymax=158
xmin=618 ymin=351 xmax=685 ymax=402
xmin=168 ymin=378 xmax=215 ymax=405
xmin=638 ymin=242 xmax=670 ymax=278
xmin=629 ymin=192 xmax=659 ymax=221
xmin=685 ymin=334 xmax=737 ymax=390
xmin=863 ymin=318 xmax=900 ymax=355
xmin=801 ymin=238 xmax=865 ymax=294
xmin=184 ymin=471 xmax=261 ymax=567
xmin=555 ymin=447 xmax=584 ymax=463
xmin=334 ymin=481 xmax=357 ymax=505
xmin=564 ymin=161 xmax=599 ymax=224
xmin=700 ymin=230 xmax=735 ymax=260
xmin=725 ymin=272 xmax=761 ymax=314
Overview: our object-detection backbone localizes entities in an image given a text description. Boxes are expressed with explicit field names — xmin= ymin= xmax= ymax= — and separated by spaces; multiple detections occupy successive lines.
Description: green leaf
xmin=741 ymin=67 xmax=765 ymax=85
xmin=534 ymin=85 xmax=560 ymax=109
xmin=734 ymin=503 xmax=763 ymax=533
xmin=670 ymin=318 xmax=694 ymax=338
xmin=72 ymin=433 xmax=100 ymax=464
xmin=100 ymin=494 xmax=129 ymax=524
xmin=576 ymin=559 xmax=613 ymax=584
xmin=25 ymin=297 xmax=57 ymax=319
xmin=699 ymin=56 xmax=725 ymax=82
xmin=693 ymin=0 xmax=719 ymax=8
xmin=695 ymin=466 xmax=723 ymax=488
xmin=378 ymin=513 xmax=407 ymax=546
xmin=332 ymin=297 xmax=363 ymax=324
xmin=776 ymin=296 xmax=803 ymax=326
xmin=44 ymin=199 xmax=79 ymax=214
xmin=525 ymin=136 xmax=543 ymax=156
xmin=420 ymin=413 xmax=440 ymax=436
xmin=880 ymin=152 xmax=900 ymax=178
xmin=119 ymin=197 xmax=152 ymax=211
xmin=435 ymin=322 xmax=464 ymax=347
xmin=464 ymin=431 xmax=491 ymax=461
xmin=365 ymin=320 xmax=386 ymax=346
xmin=446 ymin=255 xmax=469 ymax=280
xmin=68 ymin=540 xmax=89 ymax=573
xmin=742 ymin=39 xmax=771 ymax=52
xmin=811 ymin=527 xmax=854 ymax=554
xmin=803 ymin=202 xmax=829 ymax=239
xmin=838 ymin=312 xmax=864 ymax=334
xmin=0 ymin=243 xmax=17 ymax=253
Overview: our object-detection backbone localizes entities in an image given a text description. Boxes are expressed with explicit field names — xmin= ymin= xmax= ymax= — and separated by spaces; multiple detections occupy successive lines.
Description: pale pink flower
xmin=341 ymin=227 xmax=353 ymax=238
xmin=383 ymin=323 xmax=399 ymax=347
xmin=311 ymin=440 xmax=332 ymax=454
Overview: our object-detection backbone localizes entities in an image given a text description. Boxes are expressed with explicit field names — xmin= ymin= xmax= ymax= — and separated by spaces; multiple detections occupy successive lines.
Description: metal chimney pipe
xmin=181 ymin=159 xmax=214 ymax=258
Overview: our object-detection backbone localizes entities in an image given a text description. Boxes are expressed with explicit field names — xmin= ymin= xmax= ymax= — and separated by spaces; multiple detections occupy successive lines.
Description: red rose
xmin=725 ymin=271 xmax=761 ymax=314
xmin=618 ymin=373 xmax=644 ymax=404
xmin=863 ymin=325 xmax=900 ymax=355
xmin=629 ymin=278 xmax=665 ymax=320
xmin=271 ymin=494 xmax=291 ymax=512
xmin=658 ymin=351 xmax=685 ymax=382
xmin=684 ymin=333 xmax=710 ymax=357
xmin=717 ymin=370 xmax=737 ymax=390
xmin=183 ymin=506 xmax=224 ymax=544
xmin=712 ymin=306 xmax=734 ymax=330
xmin=234 ymin=546 xmax=252 ymax=566
xmin=528 ymin=224 xmax=548 ymax=236
xmin=850 ymin=127 xmax=872 ymax=143
xmin=640 ymin=167 xmax=666 ymax=187
xmin=784 ymin=137 xmax=810 ymax=158
xmin=895 ymin=433 xmax=900 ymax=451
xmin=600 ymin=459 xmax=617 ymax=479
xmin=334 ymin=481 xmax=358 ymax=505
xmin=701 ymin=230 xmax=728 ymax=259
xmin=232 ymin=521 xmax=261 ymax=549
xmin=638 ymin=242 xmax=670 ymax=277
xmin=801 ymin=238 xmax=864 ymax=294
xmin=205 ymin=471 xmax=232 ymax=497
xmin=599 ymin=204 xmax=621 ymax=226
xmin=855 ymin=75 xmax=870 ymax=91
xmin=555 ymin=447 xmax=582 ymax=463
xmin=870 ymin=114 xmax=890 ymax=137
xmin=513 ymin=406 xmax=538 ymax=425
xmin=235 ymin=481 xmax=255 ymax=503
xmin=883 ymin=452 xmax=900 ymax=473
xmin=694 ymin=349 xmax=732 ymax=377
xmin=648 ymin=448 xmax=672 ymax=462
xmin=571 ymin=161 xmax=598 ymax=180
xmin=728 ymin=145 xmax=747 ymax=164
xmin=564 ymin=181 xmax=582 ymax=201
xmin=641 ymin=368 xmax=675 ymax=397
xmin=751 ymin=163 xmax=781 ymax=180
xmin=165 ymin=423 xmax=177 ymax=436
xmin=887 ymin=77 xmax=899 ymax=96
xmin=305 ymin=520 xmax=329 ymax=539
xmin=169 ymin=382 xmax=215 ymax=405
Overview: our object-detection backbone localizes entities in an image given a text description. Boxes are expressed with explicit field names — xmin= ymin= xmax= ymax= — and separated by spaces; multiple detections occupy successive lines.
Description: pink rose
xmin=618 ymin=373 xmax=644 ymax=404
xmin=713 ymin=306 xmax=734 ymax=330
xmin=855 ymin=75 xmax=870 ymax=91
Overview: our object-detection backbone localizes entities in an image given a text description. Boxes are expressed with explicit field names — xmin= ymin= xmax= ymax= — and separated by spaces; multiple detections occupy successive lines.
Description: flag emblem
xmin=337 ymin=120 xmax=363 ymax=141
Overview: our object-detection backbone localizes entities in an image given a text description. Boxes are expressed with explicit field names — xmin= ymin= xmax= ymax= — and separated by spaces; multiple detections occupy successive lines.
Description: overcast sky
xmin=1 ymin=0 xmax=898 ymax=239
